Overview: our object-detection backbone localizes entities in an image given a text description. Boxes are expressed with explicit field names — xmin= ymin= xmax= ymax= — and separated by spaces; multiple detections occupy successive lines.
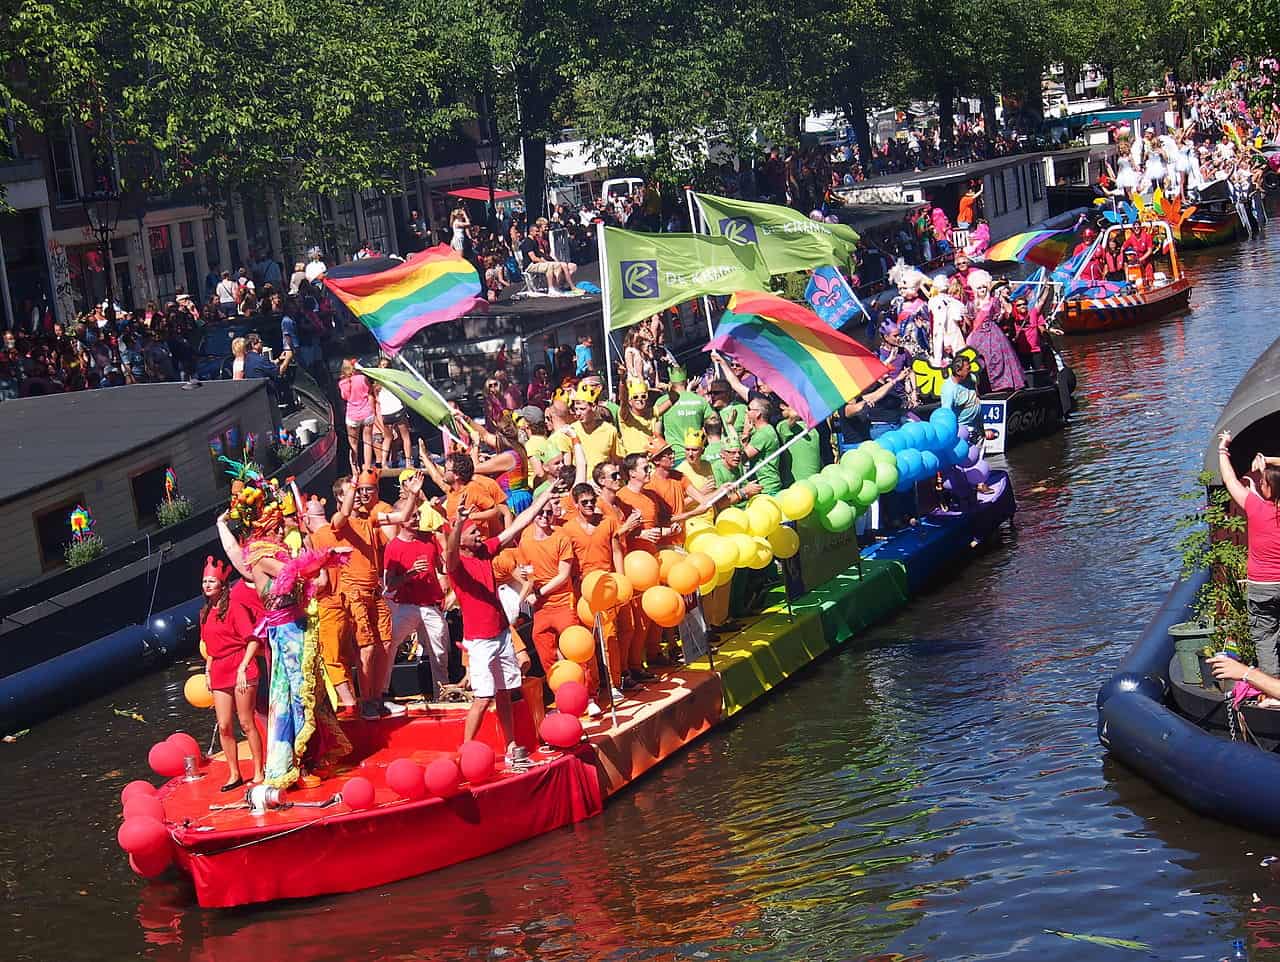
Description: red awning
xmin=444 ymin=187 xmax=521 ymax=201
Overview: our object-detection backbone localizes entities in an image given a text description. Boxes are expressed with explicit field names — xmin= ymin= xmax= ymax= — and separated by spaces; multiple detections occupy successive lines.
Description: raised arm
xmin=1218 ymin=431 xmax=1251 ymax=510
xmin=711 ymin=351 xmax=750 ymax=400
xmin=215 ymin=513 xmax=253 ymax=581
xmin=496 ymin=487 xmax=556 ymax=549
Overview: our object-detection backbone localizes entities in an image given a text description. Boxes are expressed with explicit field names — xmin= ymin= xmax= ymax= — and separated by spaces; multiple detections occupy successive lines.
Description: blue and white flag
xmin=804 ymin=265 xmax=866 ymax=330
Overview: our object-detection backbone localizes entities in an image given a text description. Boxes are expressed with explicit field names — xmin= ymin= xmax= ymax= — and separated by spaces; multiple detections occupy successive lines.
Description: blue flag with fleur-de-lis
xmin=804 ymin=265 xmax=867 ymax=330
xmin=693 ymin=192 xmax=860 ymax=275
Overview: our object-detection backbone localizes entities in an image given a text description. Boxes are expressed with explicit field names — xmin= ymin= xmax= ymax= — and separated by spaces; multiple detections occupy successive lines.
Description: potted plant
xmin=156 ymin=496 xmax=193 ymax=528
xmin=1177 ymin=471 xmax=1253 ymax=681
xmin=63 ymin=503 xmax=103 ymax=568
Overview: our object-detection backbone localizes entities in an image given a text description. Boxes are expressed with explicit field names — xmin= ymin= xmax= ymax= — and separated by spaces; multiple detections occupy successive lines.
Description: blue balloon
xmin=901 ymin=422 xmax=926 ymax=449
xmin=894 ymin=473 xmax=915 ymax=492
xmin=920 ymin=423 xmax=942 ymax=450
xmin=900 ymin=449 xmax=923 ymax=481
xmin=929 ymin=407 xmax=959 ymax=440
xmin=920 ymin=450 xmax=940 ymax=475
xmin=951 ymin=437 xmax=970 ymax=463
xmin=880 ymin=431 xmax=901 ymax=453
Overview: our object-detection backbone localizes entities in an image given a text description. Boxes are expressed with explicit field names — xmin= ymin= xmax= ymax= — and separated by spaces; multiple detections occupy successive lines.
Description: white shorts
xmin=345 ymin=414 xmax=375 ymax=428
xmin=462 ymin=631 xmax=522 ymax=698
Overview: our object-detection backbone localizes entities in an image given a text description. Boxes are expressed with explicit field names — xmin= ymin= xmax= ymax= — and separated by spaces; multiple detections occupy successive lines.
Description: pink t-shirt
xmin=339 ymin=374 xmax=373 ymax=421
xmin=1245 ymin=490 xmax=1280 ymax=582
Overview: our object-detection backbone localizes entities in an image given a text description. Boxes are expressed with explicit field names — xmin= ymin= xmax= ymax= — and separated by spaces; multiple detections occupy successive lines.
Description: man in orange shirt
xmin=515 ymin=496 xmax=584 ymax=698
xmin=332 ymin=468 xmax=418 ymax=721
xmin=562 ymin=482 xmax=626 ymax=695
xmin=644 ymin=436 xmax=717 ymax=547
xmin=423 ymin=451 xmax=512 ymax=537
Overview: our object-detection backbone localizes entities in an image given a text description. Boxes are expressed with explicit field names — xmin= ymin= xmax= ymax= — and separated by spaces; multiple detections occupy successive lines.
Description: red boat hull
xmin=1059 ymin=278 xmax=1193 ymax=334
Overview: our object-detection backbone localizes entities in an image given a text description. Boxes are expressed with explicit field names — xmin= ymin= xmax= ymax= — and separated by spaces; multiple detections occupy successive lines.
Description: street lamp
xmin=476 ymin=139 xmax=500 ymax=229
xmin=83 ymin=189 xmax=122 ymax=327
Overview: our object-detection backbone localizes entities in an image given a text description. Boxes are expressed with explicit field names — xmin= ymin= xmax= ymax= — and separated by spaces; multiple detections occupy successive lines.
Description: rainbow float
xmin=113 ymin=411 xmax=1014 ymax=908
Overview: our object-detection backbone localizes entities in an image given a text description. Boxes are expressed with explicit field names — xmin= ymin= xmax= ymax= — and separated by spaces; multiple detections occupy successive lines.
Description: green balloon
xmin=811 ymin=477 xmax=835 ymax=512
xmin=795 ymin=477 xmax=818 ymax=498
xmin=841 ymin=449 xmax=874 ymax=481
xmin=820 ymin=500 xmax=855 ymax=532
xmin=858 ymin=440 xmax=886 ymax=458
xmin=825 ymin=470 xmax=850 ymax=502
xmin=873 ymin=459 xmax=900 ymax=495
xmin=870 ymin=448 xmax=898 ymax=468
xmin=854 ymin=478 xmax=880 ymax=508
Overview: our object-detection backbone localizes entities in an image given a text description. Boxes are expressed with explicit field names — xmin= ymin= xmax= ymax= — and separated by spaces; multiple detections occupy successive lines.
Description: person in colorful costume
xmin=216 ymin=468 xmax=350 ymax=789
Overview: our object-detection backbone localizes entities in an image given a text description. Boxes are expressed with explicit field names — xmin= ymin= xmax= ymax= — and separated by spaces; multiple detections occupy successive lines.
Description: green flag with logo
xmin=693 ymin=193 xmax=860 ymax=275
xmin=600 ymin=227 xmax=770 ymax=331
xmin=358 ymin=363 xmax=456 ymax=432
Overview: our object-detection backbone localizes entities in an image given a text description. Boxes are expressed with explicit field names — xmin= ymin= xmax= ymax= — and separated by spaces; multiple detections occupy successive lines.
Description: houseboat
xmin=0 ymin=373 xmax=337 ymax=735
xmin=1057 ymin=220 xmax=1192 ymax=334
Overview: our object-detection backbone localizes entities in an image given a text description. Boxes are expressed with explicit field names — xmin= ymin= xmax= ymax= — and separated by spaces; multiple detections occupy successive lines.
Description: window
xmin=34 ymin=496 xmax=85 ymax=570
xmin=179 ymin=221 xmax=194 ymax=248
xmin=1031 ymin=163 xmax=1045 ymax=201
xmin=130 ymin=463 xmax=170 ymax=526
xmin=431 ymin=360 xmax=451 ymax=381
xmin=209 ymin=423 xmax=242 ymax=485
xmin=149 ymin=225 xmax=176 ymax=300
xmin=48 ymin=127 xmax=80 ymax=204
xmin=204 ymin=219 xmax=221 ymax=269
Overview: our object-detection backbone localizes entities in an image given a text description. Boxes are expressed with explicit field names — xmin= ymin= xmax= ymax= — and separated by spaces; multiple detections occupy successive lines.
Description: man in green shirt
xmin=653 ymin=366 xmax=714 ymax=462
xmin=742 ymin=396 xmax=782 ymax=495
xmin=710 ymin=425 xmax=762 ymax=506
xmin=708 ymin=379 xmax=748 ymax=435
xmin=777 ymin=403 xmax=822 ymax=485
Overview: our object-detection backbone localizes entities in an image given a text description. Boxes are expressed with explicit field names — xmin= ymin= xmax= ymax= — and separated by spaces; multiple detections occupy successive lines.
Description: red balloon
xmin=539 ymin=711 xmax=584 ymax=749
xmin=165 ymin=732 xmax=202 ymax=762
xmin=342 ymin=776 xmax=376 ymax=810
xmin=554 ymin=680 xmax=590 ymax=717
xmin=424 ymin=758 xmax=462 ymax=798
xmin=458 ymin=741 xmax=496 ymax=786
xmin=123 ymin=794 xmax=165 ymax=822
xmin=385 ymin=759 xmax=426 ymax=800
xmin=147 ymin=741 xmax=186 ymax=778
xmin=119 ymin=780 xmax=157 ymax=806
xmin=129 ymin=846 xmax=173 ymax=879
xmin=117 ymin=816 xmax=168 ymax=855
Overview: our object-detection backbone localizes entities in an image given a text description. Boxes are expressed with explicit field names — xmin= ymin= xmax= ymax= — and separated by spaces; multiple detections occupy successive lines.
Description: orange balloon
xmin=547 ymin=659 xmax=585 ymax=692
xmin=198 ymin=641 xmax=208 ymax=659
xmin=685 ymin=551 xmax=716 ymax=585
xmin=582 ymin=571 xmax=619 ymax=611
xmin=666 ymin=560 xmax=701 ymax=596
xmin=558 ymin=624 xmax=596 ymax=664
xmin=577 ymin=596 xmax=596 ymax=627
xmin=657 ymin=549 xmax=684 ymax=583
xmin=612 ymin=573 xmax=634 ymax=604
xmin=623 ymin=551 xmax=661 ymax=591
xmin=183 ymin=673 xmax=213 ymax=709
xmin=641 ymin=585 xmax=686 ymax=628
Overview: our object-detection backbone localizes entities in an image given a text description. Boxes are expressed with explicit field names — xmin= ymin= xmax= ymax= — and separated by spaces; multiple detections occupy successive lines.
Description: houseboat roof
xmin=1205 ymin=333 xmax=1280 ymax=482
xmin=0 ymin=379 xmax=267 ymax=507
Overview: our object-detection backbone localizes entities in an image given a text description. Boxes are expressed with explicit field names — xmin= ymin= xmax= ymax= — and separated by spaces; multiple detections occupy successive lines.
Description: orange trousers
xmin=317 ymin=600 xmax=353 ymax=687
xmin=534 ymin=604 xmax=601 ymax=696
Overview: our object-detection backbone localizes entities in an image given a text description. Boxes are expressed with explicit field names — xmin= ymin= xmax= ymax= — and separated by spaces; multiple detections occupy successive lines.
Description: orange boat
xmin=1057 ymin=221 xmax=1192 ymax=334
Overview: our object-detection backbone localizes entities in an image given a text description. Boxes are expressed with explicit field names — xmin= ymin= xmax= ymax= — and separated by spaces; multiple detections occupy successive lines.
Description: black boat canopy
xmin=1204 ymin=333 xmax=1280 ymax=481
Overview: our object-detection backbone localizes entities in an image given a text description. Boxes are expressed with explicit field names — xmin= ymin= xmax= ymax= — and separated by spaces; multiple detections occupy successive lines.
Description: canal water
xmin=6 ymin=232 xmax=1280 ymax=962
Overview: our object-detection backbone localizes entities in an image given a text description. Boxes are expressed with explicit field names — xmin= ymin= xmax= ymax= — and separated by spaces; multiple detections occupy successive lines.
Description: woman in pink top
xmin=1218 ymin=430 xmax=1280 ymax=676
xmin=338 ymin=358 xmax=375 ymax=472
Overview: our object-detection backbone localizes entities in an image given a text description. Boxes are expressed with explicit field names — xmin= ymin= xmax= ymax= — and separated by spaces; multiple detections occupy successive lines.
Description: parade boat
xmin=0 ymin=373 xmax=337 ymax=736
xmin=1057 ymin=220 xmax=1192 ymax=334
xmin=1171 ymin=179 xmax=1250 ymax=250
xmin=1098 ymin=336 xmax=1280 ymax=834
xmin=118 ymin=435 xmax=1018 ymax=908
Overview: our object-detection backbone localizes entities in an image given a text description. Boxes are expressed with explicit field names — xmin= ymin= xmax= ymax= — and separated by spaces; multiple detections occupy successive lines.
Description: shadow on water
xmin=8 ymin=226 xmax=1280 ymax=960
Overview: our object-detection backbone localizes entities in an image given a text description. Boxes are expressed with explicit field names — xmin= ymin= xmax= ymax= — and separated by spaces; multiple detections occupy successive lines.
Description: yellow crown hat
xmin=684 ymin=427 xmax=706 ymax=450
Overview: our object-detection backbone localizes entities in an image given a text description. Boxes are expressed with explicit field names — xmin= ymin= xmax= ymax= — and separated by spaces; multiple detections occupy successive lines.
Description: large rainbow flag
xmin=983 ymin=228 xmax=1079 ymax=268
xmin=324 ymin=245 xmax=487 ymax=354
xmin=708 ymin=290 xmax=890 ymax=427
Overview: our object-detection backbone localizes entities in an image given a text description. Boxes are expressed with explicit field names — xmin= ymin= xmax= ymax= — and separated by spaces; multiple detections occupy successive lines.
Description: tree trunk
xmin=522 ymin=134 xmax=547 ymax=220
xmin=784 ymin=111 xmax=803 ymax=146
xmin=938 ymin=80 xmax=956 ymax=146
xmin=981 ymin=90 xmax=999 ymax=135
xmin=1104 ymin=63 xmax=1118 ymax=106
xmin=846 ymin=82 xmax=873 ymax=171
xmin=1022 ymin=63 xmax=1045 ymax=127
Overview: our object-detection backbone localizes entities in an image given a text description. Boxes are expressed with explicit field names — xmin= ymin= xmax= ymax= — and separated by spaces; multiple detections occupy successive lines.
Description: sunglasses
xmin=356 ymin=486 xmax=377 ymax=495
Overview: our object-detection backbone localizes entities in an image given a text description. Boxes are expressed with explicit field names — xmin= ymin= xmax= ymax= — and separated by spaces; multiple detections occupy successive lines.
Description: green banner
xmin=358 ymin=363 xmax=456 ymax=431
xmin=600 ymin=227 xmax=770 ymax=331
xmin=693 ymin=193 xmax=860 ymax=275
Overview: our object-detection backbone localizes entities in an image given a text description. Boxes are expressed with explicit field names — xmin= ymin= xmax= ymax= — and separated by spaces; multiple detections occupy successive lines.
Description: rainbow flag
xmin=707 ymin=290 xmax=890 ymax=427
xmin=324 ymin=245 xmax=487 ymax=354
xmin=983 ymin=228 xmax=1079 ymax=268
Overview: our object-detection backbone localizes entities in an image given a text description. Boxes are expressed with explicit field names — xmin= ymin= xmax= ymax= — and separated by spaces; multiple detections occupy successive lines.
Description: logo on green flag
xmin=600 ymin=228 xmax=769 ymax=330
xmin=695 ymin=193 xmax=860 ymax=275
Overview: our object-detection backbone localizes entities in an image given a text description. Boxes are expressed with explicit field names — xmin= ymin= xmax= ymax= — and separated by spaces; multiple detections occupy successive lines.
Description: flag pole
xmin=596 ymin=221 xmax=616 ymax=401
xmin=684 ymin=188 xmax=720 ymax=354
xmin=696 ymin=423 xmax=817 ymax=514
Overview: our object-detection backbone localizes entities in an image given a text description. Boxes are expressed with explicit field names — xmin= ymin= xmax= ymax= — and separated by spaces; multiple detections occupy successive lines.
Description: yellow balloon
xmin=746 ymin=503 xmax=779 ymax=538
xmin=768 ymin=525 xmax=800 ymax=559
xmin=749 ymin=494 xmax=783 ymax=525
xmin=707 ymin=537 xmax=738 ymax=574
xmin=686 ymin=529 xmax=716 ymax=555
xmin=686 ymin=515 xmax=714 ymax=534
xmin=748 ymin=536 xmax=774 ymax=569
xmin=715 ymin=507 xmax=750 ymax=537
xmin=714 ymin=567 xmax=735 ymax=589
xmin=184 ymin=673 xmax=213 ymax=709
xmin=778 ymin=485 xmax=815 ymax=521
xmin=729 ymin=533 xmax=758 ymax=568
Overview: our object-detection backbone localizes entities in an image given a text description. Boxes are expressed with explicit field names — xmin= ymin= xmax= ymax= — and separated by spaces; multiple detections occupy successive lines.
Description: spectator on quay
xmin=338 ymin=358 xmax=375 ymax=471
xmin=216 ymin=271 xmax=239 ymax=317
xmin=288 ymin=262 xmax=307 ymax=294
xmin=231 ymin=337 xmax=247 ymax=379
xmin=521 ymin=223 xmax=576 ymax=294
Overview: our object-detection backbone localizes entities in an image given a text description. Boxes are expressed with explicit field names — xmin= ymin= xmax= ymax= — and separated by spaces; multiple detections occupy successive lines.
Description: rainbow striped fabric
xmin=324 ymin=245 xmax=487 ymax=354
xmin=708 ymin=290 xmax=890 ymax=427
xmin=983 ymin=228 xmax=1078 ymax=268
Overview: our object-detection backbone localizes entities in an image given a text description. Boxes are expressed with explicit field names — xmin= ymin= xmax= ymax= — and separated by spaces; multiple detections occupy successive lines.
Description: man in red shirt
xmin=385 ymin=505 xmax=450 ymax=701
xmin=445 ymin=489 xmax=551 ymax=750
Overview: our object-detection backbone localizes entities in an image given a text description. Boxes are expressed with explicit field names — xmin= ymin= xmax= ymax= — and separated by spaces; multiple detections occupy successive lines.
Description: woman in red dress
xmin=200 ymin=556 xmax=265 ymax=790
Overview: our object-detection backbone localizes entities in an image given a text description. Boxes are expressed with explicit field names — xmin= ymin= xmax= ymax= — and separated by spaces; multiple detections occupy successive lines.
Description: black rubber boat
xmin=1098 ymin=334 xmax=1280 ymax=833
